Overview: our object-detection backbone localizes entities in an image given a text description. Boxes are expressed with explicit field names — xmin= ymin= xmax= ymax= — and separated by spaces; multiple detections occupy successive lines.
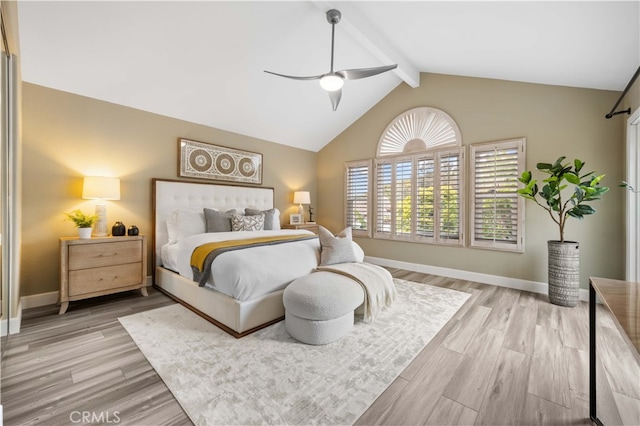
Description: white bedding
xmin=161 ymin=230 xmax=365 ymax=301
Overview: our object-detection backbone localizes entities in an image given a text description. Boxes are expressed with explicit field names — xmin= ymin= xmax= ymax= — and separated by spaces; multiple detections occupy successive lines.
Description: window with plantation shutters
xmin=373 ymin=148 xmax=465 ymax=245
xmin=344 ymin=107 xmax=465 ymax=246
xmin=470 ymin=138 xmax=525 ymax=252
xmin=344 ymin=160 xmax=372 ymax=237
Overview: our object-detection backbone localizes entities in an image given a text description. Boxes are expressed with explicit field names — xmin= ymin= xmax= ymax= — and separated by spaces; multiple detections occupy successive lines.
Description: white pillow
xmin=165 ymin=209 xmax=206 ymax=244
xmin=272 ymin=208 xmax=281 ymax=230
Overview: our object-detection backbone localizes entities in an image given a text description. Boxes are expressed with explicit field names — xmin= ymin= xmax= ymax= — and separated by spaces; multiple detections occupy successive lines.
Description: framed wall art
xmin=289 ymin=214 xmax=303 ymax=225
xmin=179 ymin=138 xmax=263 ymax=185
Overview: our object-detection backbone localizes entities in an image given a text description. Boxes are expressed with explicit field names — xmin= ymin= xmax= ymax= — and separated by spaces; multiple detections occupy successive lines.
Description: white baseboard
xmin=364 ymin=256 xmax=590 ymax=302
xmin=20 ymin=291 xmax=58 ymax=310
xmin=15 ymin=264 xmax=592 ymax=326
xmin=1 ymin=299 xmax=22 ymax=336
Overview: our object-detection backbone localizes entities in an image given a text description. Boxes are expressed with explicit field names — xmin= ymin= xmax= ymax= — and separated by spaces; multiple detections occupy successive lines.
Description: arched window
xmin=345 ymin=107 xmax=526 ymax=252
xmin=377 ymin=107 xmax=462 ymax=156
xmin=346 ymin=107 xmax=465 ymax=245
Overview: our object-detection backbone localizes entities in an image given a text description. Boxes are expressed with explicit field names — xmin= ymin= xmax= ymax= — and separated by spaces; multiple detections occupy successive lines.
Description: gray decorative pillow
xmin=204 ymin=208 xmax=237 ymax=233
xmin=245 ymin=208 xmax=280 ymax=230
xmin=318 ymin=226 xmax=358 ymax=266
xmin=232 ymin=213 xmax=265 ymax=231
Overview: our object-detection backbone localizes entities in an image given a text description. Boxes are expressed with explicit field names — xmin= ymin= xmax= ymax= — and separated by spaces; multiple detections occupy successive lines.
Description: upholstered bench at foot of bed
xmin=283 ymin=271 xmax=364 ymax=345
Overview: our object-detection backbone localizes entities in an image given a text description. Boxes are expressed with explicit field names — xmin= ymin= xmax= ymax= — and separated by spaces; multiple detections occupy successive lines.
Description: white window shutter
xmin=344 ymin=160 xmax=372 ymax=237
xmin=470 ymin=138 xmax=525 ymax=252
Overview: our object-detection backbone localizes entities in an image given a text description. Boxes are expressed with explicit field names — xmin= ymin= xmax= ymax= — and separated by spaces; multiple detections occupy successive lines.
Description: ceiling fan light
xmin=319 ymin=74 xmax=344 ymax=91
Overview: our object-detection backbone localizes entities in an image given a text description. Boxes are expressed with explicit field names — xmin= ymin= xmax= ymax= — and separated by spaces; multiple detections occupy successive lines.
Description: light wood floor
xmin=1 ymin=269 xmax=638 ymax=425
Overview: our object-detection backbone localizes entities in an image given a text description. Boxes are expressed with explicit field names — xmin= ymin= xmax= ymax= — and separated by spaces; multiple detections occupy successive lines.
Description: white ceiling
xmin=16 ymin=1 xmax=640 ymax=152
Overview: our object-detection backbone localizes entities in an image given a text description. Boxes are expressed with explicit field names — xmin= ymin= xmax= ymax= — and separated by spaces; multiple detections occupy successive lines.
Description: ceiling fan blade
xmin=328 ymin=89 xmax=342 ymax=111
xmin=337 ymin=64 xmax=398 ymax=80
xmin=264 ymin=70 xmax=323 ymax=81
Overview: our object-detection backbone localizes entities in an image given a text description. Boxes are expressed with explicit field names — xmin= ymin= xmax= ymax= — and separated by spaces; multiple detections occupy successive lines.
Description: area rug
xmin=118 ymin=279 xmax=470 ymax=425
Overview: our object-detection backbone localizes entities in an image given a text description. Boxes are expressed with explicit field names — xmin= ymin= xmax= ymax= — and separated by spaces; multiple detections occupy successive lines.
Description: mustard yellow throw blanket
xmin=191 ymin=234 xmax=318 ymax=287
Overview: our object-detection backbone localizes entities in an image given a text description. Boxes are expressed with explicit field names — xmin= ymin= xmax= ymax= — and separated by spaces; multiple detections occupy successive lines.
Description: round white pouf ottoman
xmin=283 ymin=271 xmax=365 ymax=345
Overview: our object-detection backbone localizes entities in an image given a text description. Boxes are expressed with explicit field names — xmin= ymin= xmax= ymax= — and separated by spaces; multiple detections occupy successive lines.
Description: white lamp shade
xmin=293 ymin=191 xmax=310 ymax=205
xmin=82 ymin=176 xmax=121 ymax=200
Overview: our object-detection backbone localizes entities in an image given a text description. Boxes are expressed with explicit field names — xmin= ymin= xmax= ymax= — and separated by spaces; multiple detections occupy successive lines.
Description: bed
xmin=152 ymin=178 xmax=363 ymax=337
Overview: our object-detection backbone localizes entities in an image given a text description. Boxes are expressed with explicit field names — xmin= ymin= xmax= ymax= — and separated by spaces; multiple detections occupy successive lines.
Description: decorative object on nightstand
xmin=293 ymin=191 xmax=310 ymax=219
xmin=308 ymin=206 xmax=315 ymax=223
xmin=64 ymin=209 xmax=98 ymax=239
xmin=128 ymin=225 xmax=139 ymax=236
xmin=112 ymin=221 xmax=126 ymax=236
xmin=58 ymin=235 xmax=148 ymax=315
xmin=289 ymin=214 xmax=303 ymax=225
xmin=82 ymin=176 xmax=121 ymax=237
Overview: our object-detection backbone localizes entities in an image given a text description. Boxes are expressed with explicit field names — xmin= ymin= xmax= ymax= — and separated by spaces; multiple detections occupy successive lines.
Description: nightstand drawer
xmin=69 ymin=262 xmax=142 ymax=296
xmin=68 ymin=240 xmax=142 ymax=270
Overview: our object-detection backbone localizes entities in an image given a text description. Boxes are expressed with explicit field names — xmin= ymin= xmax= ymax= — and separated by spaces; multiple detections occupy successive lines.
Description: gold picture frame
xmin=178 ymin=138 xmax=263 ymax=185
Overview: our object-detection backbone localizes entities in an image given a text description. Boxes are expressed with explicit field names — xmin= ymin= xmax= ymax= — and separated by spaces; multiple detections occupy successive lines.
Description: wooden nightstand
xmin=282 ymin=223 xmax=320 ymax=235
xmin=59 ymin=235 xmax=148 ymax=314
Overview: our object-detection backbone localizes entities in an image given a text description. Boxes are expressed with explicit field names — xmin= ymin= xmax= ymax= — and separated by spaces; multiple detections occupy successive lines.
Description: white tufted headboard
xmin=152 ymin=179 xmax=274 ymax=267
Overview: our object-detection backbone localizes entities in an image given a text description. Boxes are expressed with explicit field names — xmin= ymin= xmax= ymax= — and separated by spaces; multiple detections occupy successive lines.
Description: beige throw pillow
xmin=318 ymin=226 xmax=358 ymax=266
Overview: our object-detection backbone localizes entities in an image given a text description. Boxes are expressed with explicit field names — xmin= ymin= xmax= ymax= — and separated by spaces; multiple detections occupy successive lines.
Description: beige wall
xmin=21 ymin=83 xmax=317 ymax=297
xmin=317 ymin=73 xmax=625 ymax=288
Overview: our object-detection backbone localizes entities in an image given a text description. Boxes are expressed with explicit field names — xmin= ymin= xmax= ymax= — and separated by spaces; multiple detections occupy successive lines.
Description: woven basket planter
xmin=547 ymin=240 xmax=580 ymax=307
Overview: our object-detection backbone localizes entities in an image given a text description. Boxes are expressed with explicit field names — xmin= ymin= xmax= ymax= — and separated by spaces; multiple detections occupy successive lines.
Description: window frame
xmin=469 ymin=138 xmax=526 ymax=252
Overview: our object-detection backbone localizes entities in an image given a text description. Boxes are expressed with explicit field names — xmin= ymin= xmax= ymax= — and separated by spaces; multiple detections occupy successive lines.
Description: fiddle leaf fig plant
xmin=517 ymin=156 xmax=609 ymax=242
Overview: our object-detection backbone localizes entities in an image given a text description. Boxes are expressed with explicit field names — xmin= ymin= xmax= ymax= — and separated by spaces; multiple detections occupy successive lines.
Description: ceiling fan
xmin=264 ymin=9 xmax=398 ymax=111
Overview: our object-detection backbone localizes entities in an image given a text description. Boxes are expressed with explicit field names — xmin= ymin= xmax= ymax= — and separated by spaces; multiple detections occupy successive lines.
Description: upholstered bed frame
xmin=152 ymin=178 xmax=286 ymax=337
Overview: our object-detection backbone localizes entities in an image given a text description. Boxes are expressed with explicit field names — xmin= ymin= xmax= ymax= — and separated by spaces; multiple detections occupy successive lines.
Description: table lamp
xmin=82 ymin=176 xmax=120 ymax=236
xmin=293 ymin=191 xmax=311 ymax=222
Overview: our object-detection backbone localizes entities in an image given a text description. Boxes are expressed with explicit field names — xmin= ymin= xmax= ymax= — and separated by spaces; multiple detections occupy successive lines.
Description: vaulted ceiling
xmin=17 ymin=1 xmax=640 ymax=152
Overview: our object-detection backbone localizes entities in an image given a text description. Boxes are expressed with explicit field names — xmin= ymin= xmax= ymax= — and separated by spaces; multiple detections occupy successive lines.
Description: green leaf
xmin=580 ymin=170 xmax=595 ymax=180
xmin=518 ymin=171 xmax=532 ymax=184
xmin=567 ymin=210 xmax=582 ymax=219
xmin=575 ymin=204 xmax=596 ymax=215
xmin=590 ymin=174 xmax=605 ymax=187
xmin=517 ymin=191 xmax=536 ymax=201
xmin=565 ymin=173 xmax=580 ymax=185
xmin=537 ymin=162 xmax=553 ymax=170
xmin=574 ymin=159 xmax=584 ymax=173
xmin=553 ymin=156 xmax=566 ymax=167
